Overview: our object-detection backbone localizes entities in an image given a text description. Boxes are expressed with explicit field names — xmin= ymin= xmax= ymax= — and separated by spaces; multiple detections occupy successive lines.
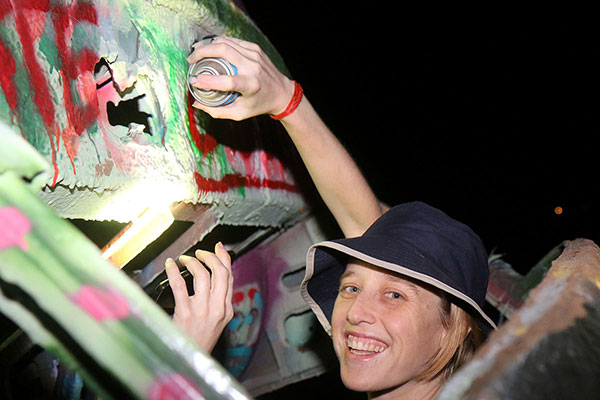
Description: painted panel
xmin=0 ymin=0 xmax=305 ymax=224
xmin=0 ymin=122 xmax=251 ymax=399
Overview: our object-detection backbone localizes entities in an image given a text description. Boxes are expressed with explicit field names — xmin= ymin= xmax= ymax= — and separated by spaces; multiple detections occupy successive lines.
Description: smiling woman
xmin=301 ymin=202 xmax=493 ymax=399
xmin=184 ymin=35 xmax=497 ymax=399
xmin=332 ymin=261 xmax=449 ymax=394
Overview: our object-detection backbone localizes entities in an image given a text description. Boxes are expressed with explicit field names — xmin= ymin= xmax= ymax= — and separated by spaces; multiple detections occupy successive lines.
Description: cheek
xmin=386 ymin=307 xmax=442 ymax=346
xmin=330 ymin=300 xmax=348 ymax=352
xmin=405 ymin=313 xmax=445 ymax=354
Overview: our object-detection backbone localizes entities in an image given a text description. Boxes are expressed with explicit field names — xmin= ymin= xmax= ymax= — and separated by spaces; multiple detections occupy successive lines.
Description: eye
xmin=385 ymin=291 xmax=404 ymax=300
xmin=340 ymin=285 xmax=359 ymax=294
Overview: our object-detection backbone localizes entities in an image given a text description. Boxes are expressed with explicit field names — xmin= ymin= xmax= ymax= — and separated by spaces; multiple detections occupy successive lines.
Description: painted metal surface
xmin=0 ymin=0 xmax=305 ymax=224
xmin=439 ymin=239 xmax=600 ymax=399
xmin=0 ymin=1 xmax=322 ymax=397
xmin=0 ymin=122 xmax=251 ymax=399
xmin=219 ymin=216 xmax=337 ymax=396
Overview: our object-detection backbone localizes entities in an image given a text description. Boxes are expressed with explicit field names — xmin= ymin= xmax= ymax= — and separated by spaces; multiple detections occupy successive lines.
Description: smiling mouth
xmin=347 ymin=334 xmax=387 ymax=355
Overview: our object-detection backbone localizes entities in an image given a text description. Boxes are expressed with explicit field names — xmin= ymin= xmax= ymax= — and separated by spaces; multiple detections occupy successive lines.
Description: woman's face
xmin=331 ymin=260 xmax=447 ymax=395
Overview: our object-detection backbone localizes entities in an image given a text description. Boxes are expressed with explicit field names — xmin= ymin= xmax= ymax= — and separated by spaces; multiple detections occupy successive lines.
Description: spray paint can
xmin=187 ymin=57 xmax=239 ymax=106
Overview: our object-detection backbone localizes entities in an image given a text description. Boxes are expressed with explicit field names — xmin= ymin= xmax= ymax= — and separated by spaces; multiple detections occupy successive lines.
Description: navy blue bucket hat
xmin=301 ymin=201 xmax=496 ymax=336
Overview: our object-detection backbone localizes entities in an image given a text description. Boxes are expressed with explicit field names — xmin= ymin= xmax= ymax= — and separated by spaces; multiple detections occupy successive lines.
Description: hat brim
xmin=301 ymin=239 xmax=497 ymax=336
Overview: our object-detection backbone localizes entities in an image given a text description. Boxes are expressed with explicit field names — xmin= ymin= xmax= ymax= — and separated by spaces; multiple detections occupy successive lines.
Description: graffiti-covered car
xmin=0 ymin=0 xmax=334 ymax=398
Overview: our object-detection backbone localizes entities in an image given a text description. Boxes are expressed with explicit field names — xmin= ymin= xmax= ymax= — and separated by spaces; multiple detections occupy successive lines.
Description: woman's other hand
xmin=165 ymin=242 xmax=234 ymax=353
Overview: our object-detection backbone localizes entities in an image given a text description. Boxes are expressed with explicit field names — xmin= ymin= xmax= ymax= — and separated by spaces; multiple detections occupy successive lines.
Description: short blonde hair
xmin=416 ymin=294 xmax=483 ymax=382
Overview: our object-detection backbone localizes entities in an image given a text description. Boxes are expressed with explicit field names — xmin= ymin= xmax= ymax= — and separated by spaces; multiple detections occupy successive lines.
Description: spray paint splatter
xmin=71 ymin=285 xmax=131 ymax=321
xmin=147 ymin=373 xmax=204 ymax=400
xmin=0 ymin=206 xmax=31 ymax=251
xmin=0 ymin=2 xmax=100 ymax=184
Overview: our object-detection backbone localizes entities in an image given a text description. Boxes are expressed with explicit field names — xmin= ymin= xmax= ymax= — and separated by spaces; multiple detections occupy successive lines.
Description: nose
xmin=346 ymin=293 xmax=376 ymax=325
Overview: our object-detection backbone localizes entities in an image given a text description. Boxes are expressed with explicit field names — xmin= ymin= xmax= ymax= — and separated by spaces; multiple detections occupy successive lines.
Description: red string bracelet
xmin=270 ymin=81 xmax=303 ymax=120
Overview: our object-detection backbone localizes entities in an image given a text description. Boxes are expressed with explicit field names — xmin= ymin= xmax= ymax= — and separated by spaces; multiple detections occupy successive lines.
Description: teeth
xmin=347 ymin=334 xmax=386 ymax=353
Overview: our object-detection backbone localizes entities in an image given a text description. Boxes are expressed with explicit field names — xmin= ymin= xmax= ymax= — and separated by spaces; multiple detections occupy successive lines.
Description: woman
xmin=301 ymin=201 xmax=495 ymax=399
xmin=173 ymin=36 xmax=496 ymax=399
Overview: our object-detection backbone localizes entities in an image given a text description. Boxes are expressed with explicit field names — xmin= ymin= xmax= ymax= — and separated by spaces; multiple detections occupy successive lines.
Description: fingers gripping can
xmin=188 ymin=58 xmax=239 ymax=106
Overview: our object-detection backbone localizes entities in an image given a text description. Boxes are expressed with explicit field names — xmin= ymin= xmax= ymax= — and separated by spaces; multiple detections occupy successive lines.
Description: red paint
xmin=2 ymin=1 xmax=59 ymax=180
xmin=11 ymin=0 xmax=54 ymax=130
xmin=194 ymin=171 xmax=298 ymax=194
xmin=50 ymin=2 xmax=99 ymax=179
xmin=187 ymin=96 xmax=217 ymax=155
xmin=248 ymin=288 xmax=257 ymax=300
xmin=51 ymin=1 xmax=98 ymax=137
xmin=187 ymin=98 xmax=297 ymax=194
xmin=0 ymin=40 xmax=17 ymax=111
xmin=0 ymin=5 xmax=17 ymax=112
xmin=233 ymin=291 xmax=245 ymax=304
xmin=0 ymin=2 xmax=100 ymax=185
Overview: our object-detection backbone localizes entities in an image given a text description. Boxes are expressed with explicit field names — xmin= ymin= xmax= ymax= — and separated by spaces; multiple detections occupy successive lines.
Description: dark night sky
xmin=242 ymin=4 xmax=598 ymax=274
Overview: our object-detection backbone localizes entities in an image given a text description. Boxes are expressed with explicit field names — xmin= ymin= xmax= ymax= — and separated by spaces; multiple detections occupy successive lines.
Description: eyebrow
xmin=339 ymin=270 xmax=355 ymax=280
xmin=339 ymin=270 xmax=421 ymax=293
xmin=384 ymin=274 xmax=420 ymax=293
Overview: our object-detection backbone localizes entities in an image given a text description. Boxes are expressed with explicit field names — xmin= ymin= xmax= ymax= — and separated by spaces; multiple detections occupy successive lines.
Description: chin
xmin=340 ymin=369 xmax=382 ymax=393
xmin=341 ymin=378 xmax=370 ymax=392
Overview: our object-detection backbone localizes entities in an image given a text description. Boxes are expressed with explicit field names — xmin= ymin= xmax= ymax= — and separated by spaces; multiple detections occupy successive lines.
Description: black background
xmin=242 ymin=4 xmax=598 ymax=275
xmin=238 ymin=4 xmax=598 ymax=398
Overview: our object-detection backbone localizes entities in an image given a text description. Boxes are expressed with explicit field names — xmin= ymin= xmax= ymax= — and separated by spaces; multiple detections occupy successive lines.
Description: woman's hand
xmin=165 ymin=242 xmax=234 ymax=353
xmin=187 ymin=36 xmax=295 ymax=120
xmin=188 ymin=38 xmax=382 ymax=237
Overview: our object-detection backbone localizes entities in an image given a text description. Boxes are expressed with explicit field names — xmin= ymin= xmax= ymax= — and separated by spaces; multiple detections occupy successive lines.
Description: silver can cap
xmin=188 ymin=57 xmax=239 ymax=107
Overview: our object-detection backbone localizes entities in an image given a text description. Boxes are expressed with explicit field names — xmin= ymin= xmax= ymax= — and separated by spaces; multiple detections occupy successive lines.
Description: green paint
xmin=71 ymin=19 xmax=95 ymax=55
xmin=0 ymin=90 xmax=10 ymax=120
xmin=39 ymin=28 xmax=60 ymax=75
xmin=0 ymin=129 xmax=251 ymax=399
xmin=125 ymin=2 xmax=188 ymax=147
xmin=8 ymin=47 xmax=50 ymax=153
xmin=15 ymin=75 xmax=51 ymax=152
xmin=123 ymin=0 xmax=289 ymax=184
xmin=187 ymin=117 xmax=207 ymax=165
xmin=0 ymin=24 xmax=57 ymax=154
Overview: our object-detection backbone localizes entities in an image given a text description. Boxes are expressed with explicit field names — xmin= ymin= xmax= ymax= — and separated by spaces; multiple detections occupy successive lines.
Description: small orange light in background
xmin=554 ymin=206 xmax=563 ymax=215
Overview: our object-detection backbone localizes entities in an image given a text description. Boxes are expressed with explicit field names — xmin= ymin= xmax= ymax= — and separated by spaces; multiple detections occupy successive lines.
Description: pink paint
xmin=0 ymin=206 xmax=31 ymax=251
xmin=148 ymin=373 xmax=204 ymax=400
xmin=224 ymin=146 xmax=237 ymax=167
xmin=71 ymin=285 xmax=131 ymax=321
xmin=259 ymin=150 xmax=280 ymax=182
